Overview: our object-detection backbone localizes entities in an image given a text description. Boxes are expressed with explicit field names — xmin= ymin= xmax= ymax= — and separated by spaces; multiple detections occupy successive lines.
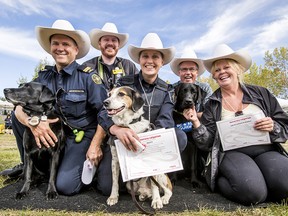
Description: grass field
xmin=1 ymin=133 xmax=288 ymax=215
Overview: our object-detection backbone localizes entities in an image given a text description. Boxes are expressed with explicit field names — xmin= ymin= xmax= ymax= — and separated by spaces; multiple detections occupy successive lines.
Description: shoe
xmin=0 ymin=163 xmax=24 ymax=178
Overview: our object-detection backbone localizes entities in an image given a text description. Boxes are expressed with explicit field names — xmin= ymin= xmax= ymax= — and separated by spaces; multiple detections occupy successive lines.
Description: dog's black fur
xmin=173 ymin=83 xmax=208 ymax=187
xmin=4 ymin=82 xmax=65 ymax=199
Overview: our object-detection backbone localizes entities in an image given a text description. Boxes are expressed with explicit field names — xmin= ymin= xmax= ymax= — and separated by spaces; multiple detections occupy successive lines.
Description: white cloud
xmin=0 ymin=27 xmax=52 ymax=61
xmin=245 ymin=15 xmax=288 ymax=58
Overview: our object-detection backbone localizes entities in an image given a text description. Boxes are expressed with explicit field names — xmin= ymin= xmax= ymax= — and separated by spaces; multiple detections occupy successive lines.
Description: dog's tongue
xmin=107 ymin=109 xmax=117 ymax=115
xmin=107 ymin=107 xmax=124 ymax=116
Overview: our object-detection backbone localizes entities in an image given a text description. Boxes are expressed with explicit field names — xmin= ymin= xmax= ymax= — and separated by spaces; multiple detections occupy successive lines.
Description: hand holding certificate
xmin=114 ymin=128 xmax=183 ymax=182
xmin=216 ymin=111 xmax=271 ymax=151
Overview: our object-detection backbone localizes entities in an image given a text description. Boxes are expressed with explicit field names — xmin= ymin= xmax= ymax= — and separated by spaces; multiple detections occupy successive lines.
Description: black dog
xmin=173 ymin=83 xmax=207 ymax=187
xmin=4 ymin=82 xmax=65 ymax=199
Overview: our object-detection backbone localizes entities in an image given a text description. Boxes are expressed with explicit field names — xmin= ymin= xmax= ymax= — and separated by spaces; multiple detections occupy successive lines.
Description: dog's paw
xmin=16 ymin=192 xmax=27 ymax=199
xmin=47 ymin=191 xmax=58 ymax=200
xmin=161 ymin=193 xmax=172 ymax=205
xmin=151 ymin=197 xmax=163 ymax=209
xmin=107 ymin=196 xmax=119 ymax=206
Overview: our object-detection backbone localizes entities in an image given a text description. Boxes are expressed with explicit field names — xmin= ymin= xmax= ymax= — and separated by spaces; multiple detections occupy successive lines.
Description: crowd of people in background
xmin=0 ymin=19 xmax=288 ymax=207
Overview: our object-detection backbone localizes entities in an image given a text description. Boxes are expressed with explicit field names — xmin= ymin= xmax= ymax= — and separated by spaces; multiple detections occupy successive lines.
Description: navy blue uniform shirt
xmin=117 ymin=72 xmax=175 ymax=129
xmin=34 ymin=61 xmax=107 ymax=131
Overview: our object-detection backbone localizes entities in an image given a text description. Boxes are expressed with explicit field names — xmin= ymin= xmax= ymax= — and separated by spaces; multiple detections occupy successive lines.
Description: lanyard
xmin=139 ymin=78 xmax=156 ymax=122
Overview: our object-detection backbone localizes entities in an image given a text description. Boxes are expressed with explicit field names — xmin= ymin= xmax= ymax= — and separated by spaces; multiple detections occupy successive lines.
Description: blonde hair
xmin=211 ymin=59 xmax=245 ymax=83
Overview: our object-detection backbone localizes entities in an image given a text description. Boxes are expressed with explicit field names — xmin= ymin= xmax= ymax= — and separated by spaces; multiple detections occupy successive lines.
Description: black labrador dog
xmin=173 ymin=83 xmax=208 ymax=187
xmin=4 ymin=82 xmax=65 ymax=199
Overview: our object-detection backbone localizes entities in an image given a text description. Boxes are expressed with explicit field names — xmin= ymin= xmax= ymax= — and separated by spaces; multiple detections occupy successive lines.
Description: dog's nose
xmin=103 ymin=99 xmax=110 ymax=107
xmin=4 ymin=89 xmax=10 ymax=93
xmin=184 ymin=99 xmax=193 ymax=106
xmin=3 ymin=88 xmax=12 ymax=95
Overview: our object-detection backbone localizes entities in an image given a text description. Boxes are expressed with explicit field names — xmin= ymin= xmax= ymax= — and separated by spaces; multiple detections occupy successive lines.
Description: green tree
xmin=198 ymin=75 xmax=218 ymax=92
xmin=17 ymin=57 xmax=51 ymax=85
xmin=244 ymin=47 xmax=288 ymax=98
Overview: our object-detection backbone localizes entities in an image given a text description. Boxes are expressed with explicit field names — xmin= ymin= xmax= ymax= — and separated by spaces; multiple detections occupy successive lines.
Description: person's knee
xmin=217 ymin=176 xmax=267 ymax=205
xmin=56 ymin=174 xmax=82 ymax=196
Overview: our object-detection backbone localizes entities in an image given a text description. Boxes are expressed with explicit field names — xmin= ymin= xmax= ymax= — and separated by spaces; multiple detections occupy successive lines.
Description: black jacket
xmin=192 ymin=83 xmax=288 ymax=191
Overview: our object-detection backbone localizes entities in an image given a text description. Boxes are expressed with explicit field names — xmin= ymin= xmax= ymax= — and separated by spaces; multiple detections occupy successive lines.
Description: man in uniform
xmin=0 ymin=19 xmax=108 ymax=196
xmin=83 ymin=22 xmax=138 ymax=89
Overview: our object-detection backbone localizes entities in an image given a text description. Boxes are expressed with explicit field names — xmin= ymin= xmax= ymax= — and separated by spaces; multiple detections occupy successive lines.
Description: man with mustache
xmin=84 ymin=22 xmax=138 ymax=90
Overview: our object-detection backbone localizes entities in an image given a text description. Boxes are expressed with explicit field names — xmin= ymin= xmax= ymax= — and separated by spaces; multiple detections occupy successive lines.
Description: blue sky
xmin=0 ymin=0 xmax=287 ymax=98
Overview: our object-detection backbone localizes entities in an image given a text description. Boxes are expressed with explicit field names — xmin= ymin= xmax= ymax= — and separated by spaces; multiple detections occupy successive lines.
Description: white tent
xmin=0 ymin=100 xmax=14 ymax=114
xmin=0 ymin=100 xmax=14 ymax=107
xmin=277 ymin=98 xmax=288 ymax=112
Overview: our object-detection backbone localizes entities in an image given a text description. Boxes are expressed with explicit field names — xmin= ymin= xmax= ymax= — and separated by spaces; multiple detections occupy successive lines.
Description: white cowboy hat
xmin=170 ymin=49 xmax=205 ymax=76
xmin=35 ymin=19 xmax=90 ymax=59
xmin=203 ymin=44 xmax=252 ymax=73
xmin=89 ymin=22 xmax=129 ymax=50
xmin=128 ymin=33 xmax=175 ymax=65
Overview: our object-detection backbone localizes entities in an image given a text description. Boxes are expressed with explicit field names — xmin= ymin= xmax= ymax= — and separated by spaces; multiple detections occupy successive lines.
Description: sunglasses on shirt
xmin=235 ymin=111 xmax=244 ymax=117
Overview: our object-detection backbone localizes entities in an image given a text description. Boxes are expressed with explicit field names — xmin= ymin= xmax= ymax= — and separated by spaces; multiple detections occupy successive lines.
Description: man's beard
xmin=101 ymin=46 xmax=118 ymax=58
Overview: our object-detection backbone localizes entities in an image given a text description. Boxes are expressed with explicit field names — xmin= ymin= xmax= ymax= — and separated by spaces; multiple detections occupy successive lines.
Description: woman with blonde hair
xmin=184 ymin=44 xmax=288 ymax=205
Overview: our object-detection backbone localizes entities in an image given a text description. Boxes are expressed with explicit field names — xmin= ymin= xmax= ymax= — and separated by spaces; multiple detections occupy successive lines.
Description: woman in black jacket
xmin=184 ymin=44 xmax=288 ymax=205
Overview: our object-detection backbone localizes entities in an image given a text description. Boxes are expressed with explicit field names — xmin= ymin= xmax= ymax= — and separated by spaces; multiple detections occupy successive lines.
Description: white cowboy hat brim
xmin=128 ymin=45 xmax=176 ymax=65
xmin=89 ymin=29 xmax=129 ymax=50
xmin=203 ymin=44 xmax=252 ymax=73
xmin=35 ymin=26 xmax=90 ymax=59
xmin=170 ymin=57 xmax=205 ymax=76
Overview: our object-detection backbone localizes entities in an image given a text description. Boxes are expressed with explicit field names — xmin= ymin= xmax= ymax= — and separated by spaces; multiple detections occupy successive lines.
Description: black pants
xmin=217 ymin=145 xmax=288 ymax=205
xmin=11 ymin=111 xmax=25 ymax=163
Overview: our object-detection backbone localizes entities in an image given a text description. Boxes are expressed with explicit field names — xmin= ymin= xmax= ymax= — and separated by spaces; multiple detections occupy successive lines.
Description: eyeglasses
xmin=179 ymin=67 xmax=198 ymax=73
xmin=235 ymin=111 xmax=243 ymax=117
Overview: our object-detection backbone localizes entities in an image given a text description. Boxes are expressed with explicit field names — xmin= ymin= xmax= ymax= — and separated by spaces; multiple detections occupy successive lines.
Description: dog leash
xmin=129 ymin=176 xmax=163 ymax=215
xmin=55 ymin=88 xmax=85 ymax=143
xmin=129 ymin=180 xmax=155 ymax=216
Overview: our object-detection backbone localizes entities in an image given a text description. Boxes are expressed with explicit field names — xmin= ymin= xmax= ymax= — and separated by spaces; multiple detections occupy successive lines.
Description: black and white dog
xmin=104 ymin=86 xmax=173 ymax=209
xmin=4 ymin=82 xmax=65 ymax=199
xmin=173 ymin=83 xmax=207 ymax=187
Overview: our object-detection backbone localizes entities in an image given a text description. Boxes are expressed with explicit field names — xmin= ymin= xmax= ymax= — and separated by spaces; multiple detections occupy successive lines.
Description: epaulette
xmin=78 ymin=65 xmax=94 ymax=73
xmin=39 ymin=65 xmax=53 ymax=73
xmin=40 ymin=65 xmax=53 ymax=71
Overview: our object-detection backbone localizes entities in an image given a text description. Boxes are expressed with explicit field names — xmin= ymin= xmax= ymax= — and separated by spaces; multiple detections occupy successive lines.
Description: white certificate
xmin=216 ymin=112 xmax=271 ymax=151
xmin=114 ymin=128 xmax=183 ymax=182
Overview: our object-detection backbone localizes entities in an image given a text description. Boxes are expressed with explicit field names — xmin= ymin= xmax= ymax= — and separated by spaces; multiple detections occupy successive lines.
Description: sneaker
xmin=0 ymin=163 xmax=24 ymax=178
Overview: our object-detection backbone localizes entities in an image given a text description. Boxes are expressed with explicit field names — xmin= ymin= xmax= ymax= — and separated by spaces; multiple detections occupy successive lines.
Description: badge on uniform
xmin=91 ymin=74 xmax=102 ymax=84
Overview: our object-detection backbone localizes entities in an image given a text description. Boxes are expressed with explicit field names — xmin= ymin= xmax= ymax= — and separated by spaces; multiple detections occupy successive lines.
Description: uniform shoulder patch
xmin=39 ymin=65 xmax=53 ymax=72
xmin=78 ymin=65 xmax=94 ymax=73
xmin=91 ymin=73 xmax=102 ymax=84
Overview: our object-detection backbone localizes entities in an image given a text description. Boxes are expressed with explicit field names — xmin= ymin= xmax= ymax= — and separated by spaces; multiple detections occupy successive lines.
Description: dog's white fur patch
xmin=104 ymin=86 xmax=172 ymax=209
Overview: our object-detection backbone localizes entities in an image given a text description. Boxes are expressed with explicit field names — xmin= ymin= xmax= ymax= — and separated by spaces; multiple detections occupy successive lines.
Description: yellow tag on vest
xmin=112 ymin=69 xmax=123 ymax=74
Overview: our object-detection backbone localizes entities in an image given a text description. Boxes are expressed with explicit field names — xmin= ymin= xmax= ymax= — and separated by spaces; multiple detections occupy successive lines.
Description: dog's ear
xmin=194 ymin=85 xmax=206 ymax=105
xmin=174 ymin=84 xmax=181 ymax=97
xmin=131 ymin=90 xmax=145 ymax=112
xmin=172 ymin=83 xmax=182 ymax=104
xmin=39 ymin=86 xmax=55 ymax=110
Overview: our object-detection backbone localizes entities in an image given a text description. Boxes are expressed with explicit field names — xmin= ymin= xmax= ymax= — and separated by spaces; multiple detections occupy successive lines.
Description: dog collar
xmin=28 ymin=114 xmax=47 ymax=127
